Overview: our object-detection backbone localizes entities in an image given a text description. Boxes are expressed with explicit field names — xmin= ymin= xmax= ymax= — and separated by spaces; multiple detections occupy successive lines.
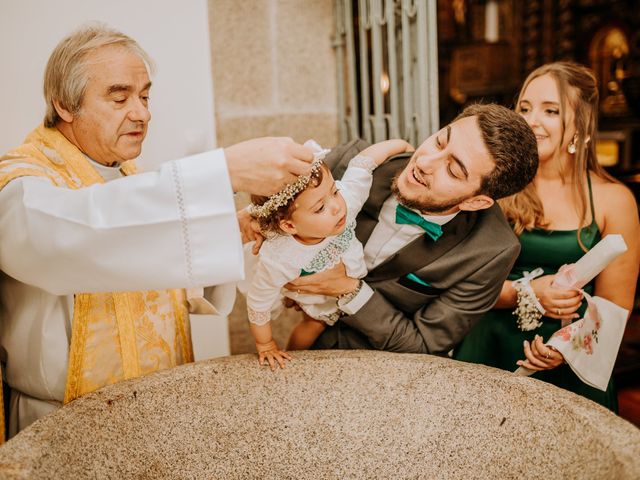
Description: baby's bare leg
xmin=287 ymin=315 xmax=327 ymax=350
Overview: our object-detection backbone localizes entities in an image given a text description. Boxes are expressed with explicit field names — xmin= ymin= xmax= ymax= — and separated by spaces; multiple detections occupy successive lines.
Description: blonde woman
xmin=454 ymin=62 xmax=640 ymax=411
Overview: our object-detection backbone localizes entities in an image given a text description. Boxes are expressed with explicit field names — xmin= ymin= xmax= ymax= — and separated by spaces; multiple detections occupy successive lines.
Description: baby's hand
xmin=256 ymin=340 xmax=292 ymax=370
xmin=283 ymin=297 xmax=303 ymax=311
xmin=361 ymin=139 xmax=414 ymax=166
xmin=237 ymin=207 xmax=265 ymax=254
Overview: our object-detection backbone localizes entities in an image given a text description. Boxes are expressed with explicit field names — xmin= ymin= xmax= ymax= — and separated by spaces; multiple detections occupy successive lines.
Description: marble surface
xmin=1 ymin=350 xmax=639 ymax=479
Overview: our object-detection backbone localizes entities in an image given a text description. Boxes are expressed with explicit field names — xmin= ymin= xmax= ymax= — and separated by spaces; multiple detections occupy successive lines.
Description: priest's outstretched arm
xmin=0 ymin=152 xmax=242 ymax=295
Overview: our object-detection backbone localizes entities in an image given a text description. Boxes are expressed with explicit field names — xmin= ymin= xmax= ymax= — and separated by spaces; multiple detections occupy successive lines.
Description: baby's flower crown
xmin=249 ymin=141 xmax=331 ymax=219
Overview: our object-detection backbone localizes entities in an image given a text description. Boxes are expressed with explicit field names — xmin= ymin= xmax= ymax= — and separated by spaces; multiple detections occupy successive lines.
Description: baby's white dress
xmin=243 ymin=155 xmax=376 ymax=326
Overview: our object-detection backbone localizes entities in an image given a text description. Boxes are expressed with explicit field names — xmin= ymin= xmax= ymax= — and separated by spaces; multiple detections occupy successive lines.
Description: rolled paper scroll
xmin=553 ymin=234 xmax=627 ymax=327
xmin=553 ymin=234 xmax=627 ymax=290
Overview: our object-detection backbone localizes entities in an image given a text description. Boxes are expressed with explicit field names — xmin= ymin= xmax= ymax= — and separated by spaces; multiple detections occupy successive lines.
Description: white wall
xmin=0 ymin=0 xmax=216 ymax=168
xmin=0 ymin=0 xmax=230 ymax=359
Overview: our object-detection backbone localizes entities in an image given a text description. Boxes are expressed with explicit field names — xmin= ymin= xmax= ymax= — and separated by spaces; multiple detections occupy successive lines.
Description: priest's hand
xmin=224 ymin=137 xmax=314 ymax=196
xmin=237 ymin=207 xmax=265 ymax=254
xmin=285 ymin=262 xmax=358 ymax=297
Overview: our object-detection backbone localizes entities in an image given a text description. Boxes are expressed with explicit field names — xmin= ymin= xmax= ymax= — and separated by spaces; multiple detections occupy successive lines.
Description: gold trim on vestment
xmin=113 ymin=293 xmax=142 ymax=380
xmin=0 ymin=167 xmax=51 ymax=189
xmin=63 ymin=294 xmax=92 ymax=404
xmin=171 ymin=290 xmax=194 ymax=363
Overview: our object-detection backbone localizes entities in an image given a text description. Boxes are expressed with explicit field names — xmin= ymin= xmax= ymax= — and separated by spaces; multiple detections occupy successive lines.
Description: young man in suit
xmin=288 ymin=103 xmax=539 ymax=354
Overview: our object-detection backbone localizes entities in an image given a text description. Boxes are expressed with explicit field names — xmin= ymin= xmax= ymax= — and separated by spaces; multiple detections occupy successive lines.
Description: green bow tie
xmin=395 ymin=204 xmax=443 ymax=241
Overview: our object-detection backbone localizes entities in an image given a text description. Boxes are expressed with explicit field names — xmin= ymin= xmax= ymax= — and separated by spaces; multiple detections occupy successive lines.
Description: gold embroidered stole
xmin=0 ymin=125 xmax=194 ymax=406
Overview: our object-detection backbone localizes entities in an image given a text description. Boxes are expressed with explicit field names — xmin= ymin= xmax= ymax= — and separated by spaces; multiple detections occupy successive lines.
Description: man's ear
xmin=458 ymin=194 xmax=494 ymax=212
xmin=53 ymin=100 xmax=74 ymax=123
xmin=278 ymin=219 xmax=298 ymax=235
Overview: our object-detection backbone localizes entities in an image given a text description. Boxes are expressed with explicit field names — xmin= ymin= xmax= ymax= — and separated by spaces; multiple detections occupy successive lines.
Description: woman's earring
xmin=567 ymin=134 xmax=578 ymax=154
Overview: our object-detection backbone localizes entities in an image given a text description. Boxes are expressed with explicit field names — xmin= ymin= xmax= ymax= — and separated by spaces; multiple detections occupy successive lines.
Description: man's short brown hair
xmin=455 ymin=103 xmax=538 ymax=200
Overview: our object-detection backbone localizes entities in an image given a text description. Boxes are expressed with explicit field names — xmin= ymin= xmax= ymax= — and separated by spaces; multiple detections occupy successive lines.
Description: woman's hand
xmin=530 ymin=274 xmax=582 ymax=321
xmin=237 ymin=207 xmax=265 ymax=254
xmin=255 ymin=340 xmax=292 ymax=371
xmin=516 ymin=334 xmax=564 ymax=371
xmin=285 ymin=262 xmax=358 ymax=296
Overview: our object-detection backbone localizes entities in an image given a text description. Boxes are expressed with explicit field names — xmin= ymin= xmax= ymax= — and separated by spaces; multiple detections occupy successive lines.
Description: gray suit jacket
xmin=313 ymin=140 xmax=520 ymax=354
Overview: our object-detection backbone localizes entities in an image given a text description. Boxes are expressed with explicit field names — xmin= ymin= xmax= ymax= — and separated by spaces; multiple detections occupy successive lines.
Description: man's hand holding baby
xmin=286 ymin=262 xmax=358 ymax=297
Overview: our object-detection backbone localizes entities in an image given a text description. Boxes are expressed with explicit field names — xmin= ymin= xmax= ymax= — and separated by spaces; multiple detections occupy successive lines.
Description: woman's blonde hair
xmin=499 ymin=61 xmax=615 ymax=250
xmin=43 ymin=23 xmax=154 ymax=128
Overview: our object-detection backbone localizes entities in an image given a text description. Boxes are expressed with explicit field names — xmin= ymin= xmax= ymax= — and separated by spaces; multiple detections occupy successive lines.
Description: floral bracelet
xmin=512 ymin=268 xmax=546 ymax=331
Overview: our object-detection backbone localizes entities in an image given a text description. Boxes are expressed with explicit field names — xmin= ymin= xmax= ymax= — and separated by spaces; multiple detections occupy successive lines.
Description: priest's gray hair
xmin=43 ymin=23 xmax=154 ymax=128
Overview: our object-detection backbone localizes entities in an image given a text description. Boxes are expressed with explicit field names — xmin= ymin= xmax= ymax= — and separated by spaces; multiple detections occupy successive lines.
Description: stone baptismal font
xmin=0 ymin=350 xmax=638 ymax=478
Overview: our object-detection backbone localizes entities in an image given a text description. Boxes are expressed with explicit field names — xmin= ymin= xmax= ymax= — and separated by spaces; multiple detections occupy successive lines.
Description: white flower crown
xmin=249 ymin=143 xmax=330 ymax=219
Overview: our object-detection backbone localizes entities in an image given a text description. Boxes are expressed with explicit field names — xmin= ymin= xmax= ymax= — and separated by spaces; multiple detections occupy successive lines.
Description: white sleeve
xmin=337 ymin=281 xmax=374 ymax=315
xmin=0 ymin=149 xmax=243 ymax=295
xmin=203 ymin=283 xmax=237 ymax=317
xmin=246 ymin=253 xmax=297 ymax=325
xmin=337 ymin=156 xmax=376 ymax=218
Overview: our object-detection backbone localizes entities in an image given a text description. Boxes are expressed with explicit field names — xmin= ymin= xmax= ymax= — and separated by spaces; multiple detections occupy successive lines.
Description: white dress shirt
xmin=339 ymin=196 xmax=458 ymax=315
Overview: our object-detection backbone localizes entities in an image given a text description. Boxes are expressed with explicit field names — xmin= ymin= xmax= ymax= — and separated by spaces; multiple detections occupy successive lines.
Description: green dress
xmin=454 ymin=179 xmax=618 ymax=411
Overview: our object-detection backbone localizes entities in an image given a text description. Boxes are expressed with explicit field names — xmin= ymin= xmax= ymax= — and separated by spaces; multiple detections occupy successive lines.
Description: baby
xmin=242 ymin=139 xmax=412 ymax=369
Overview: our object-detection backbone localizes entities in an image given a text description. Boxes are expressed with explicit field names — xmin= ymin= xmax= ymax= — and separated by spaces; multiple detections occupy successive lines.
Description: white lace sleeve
xmin=247 ymin=307 xmax=272 ymax=326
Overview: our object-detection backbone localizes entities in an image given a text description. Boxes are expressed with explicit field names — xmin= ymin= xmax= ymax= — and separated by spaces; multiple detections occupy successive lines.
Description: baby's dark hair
xmin=250 ymin=162 xmax=328 ymax=234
